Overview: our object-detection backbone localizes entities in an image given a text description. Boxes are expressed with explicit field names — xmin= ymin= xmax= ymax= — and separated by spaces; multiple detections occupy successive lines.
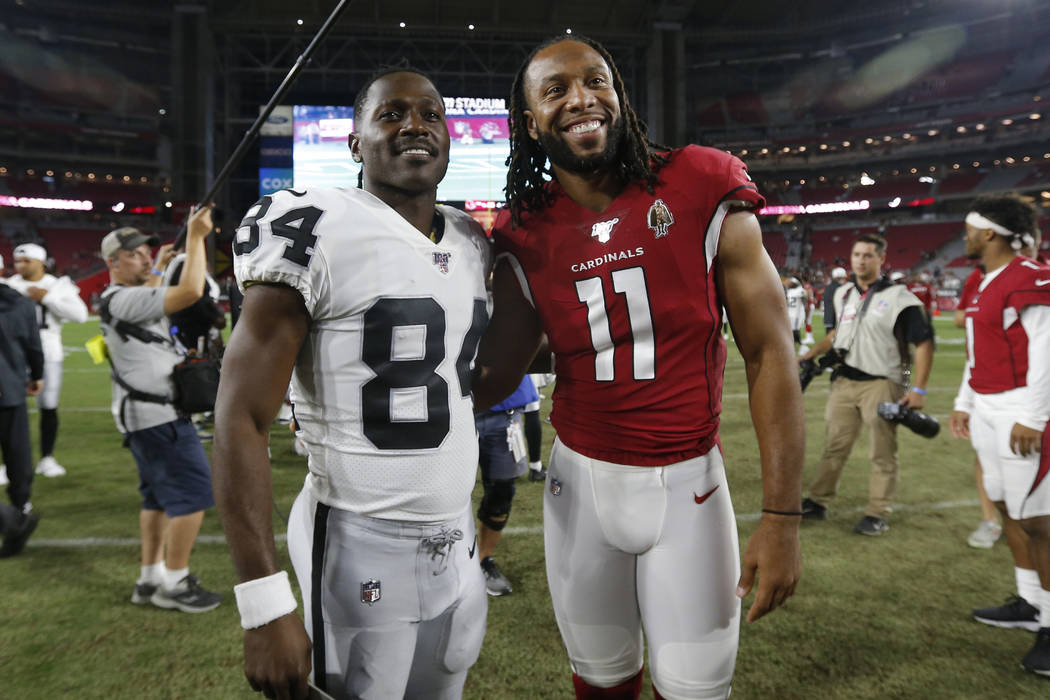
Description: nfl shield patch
xmin=432 ymin=251 xmax=452 ymax=274
xmin=550 ymin=478 xmax=562 ymax=496
xmin=361 ymin=579 xmax=381 ymax=605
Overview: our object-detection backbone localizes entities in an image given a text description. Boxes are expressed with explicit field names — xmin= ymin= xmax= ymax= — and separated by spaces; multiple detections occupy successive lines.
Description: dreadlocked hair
xmin=352 ymin=60 xmax=440 ymax=189
xmin=505 ymin=35 xmax=671 ymax=227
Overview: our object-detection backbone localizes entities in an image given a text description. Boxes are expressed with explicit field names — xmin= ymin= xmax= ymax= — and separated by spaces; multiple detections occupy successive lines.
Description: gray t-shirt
xmin=101 ymin=285 xmax=181 ymax=432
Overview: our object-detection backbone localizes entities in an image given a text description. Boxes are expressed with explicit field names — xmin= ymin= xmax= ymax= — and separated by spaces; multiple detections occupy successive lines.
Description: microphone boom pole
xmin=174 ymin=0 xmax=353 ymax=248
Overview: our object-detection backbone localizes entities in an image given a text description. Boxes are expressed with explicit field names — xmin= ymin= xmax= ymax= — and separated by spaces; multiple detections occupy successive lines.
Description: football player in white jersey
xmin=6 ymin=243 xmax=88 ymax=478
xmin=213 ymin=68 xmax=491 ymax=700
xmin=784 ymin=276 xmax=808 ymax=352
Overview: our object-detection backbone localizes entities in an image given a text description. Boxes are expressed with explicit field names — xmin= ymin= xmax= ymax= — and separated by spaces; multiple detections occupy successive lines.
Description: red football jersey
xmin=960 ymin=266 xmax=984 ymax=308
xmin=906 ymin=282 xmax=935 ymax=313
xmin=493 ymin=146 xmax=764 ymax=465
xmin=965 ymin=256 xmax=1050 ymax=394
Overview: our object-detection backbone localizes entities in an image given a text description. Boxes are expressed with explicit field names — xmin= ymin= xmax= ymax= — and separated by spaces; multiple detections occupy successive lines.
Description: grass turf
xmin=0 ymin=317 xmax=1046 ymax=698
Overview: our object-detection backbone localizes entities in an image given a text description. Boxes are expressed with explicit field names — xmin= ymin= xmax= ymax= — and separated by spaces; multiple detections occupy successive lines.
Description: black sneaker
xmin=131 ymin=582 xmax=158 ymax=605
xmin=801 ymin=498 xmax=827 ymax=521
xmin=972 ymin=595 xmax=1041 ymax=632
xmin=481 ymin=557 xmax=512 ymax=597
xmin=853 ymin=515 xmax=889 ymax=536
xmin=0 ymin=511 xmax=40 ymax=558
xmin=1022 ymin=628 xmax=1050 ymax=677
xmin=150 ymin=574 xmax=222 ymax=613
xmin=528 ymin=467 xmax=547 ymax=483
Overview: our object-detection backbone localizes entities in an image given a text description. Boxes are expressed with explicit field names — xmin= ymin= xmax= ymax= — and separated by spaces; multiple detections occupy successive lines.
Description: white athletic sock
xmin=1042 ymin=587 xmax=1050 ymax=629
xmin=1016 ymin=567 xmax=1042 ymax=604
xmin=529 ymin=460 xmax=543 ymax=472
xmin=139 ymin=562 xmax=165 ymax=585
xmin=163 ymin=566 xmax=189 ymax=591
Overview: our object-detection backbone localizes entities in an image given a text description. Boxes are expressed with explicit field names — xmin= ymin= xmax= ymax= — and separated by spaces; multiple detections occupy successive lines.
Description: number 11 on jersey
xmin=574 ymin=266 xmax=655 ymax=382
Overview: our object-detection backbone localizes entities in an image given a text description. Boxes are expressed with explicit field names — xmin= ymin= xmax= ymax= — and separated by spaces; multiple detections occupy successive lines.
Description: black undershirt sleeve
xmin=894 ymin=306 xmax=935 ymax=345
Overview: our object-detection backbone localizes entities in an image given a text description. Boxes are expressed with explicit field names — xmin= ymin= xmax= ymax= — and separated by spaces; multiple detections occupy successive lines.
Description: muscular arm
xmin=715 ymin=210 xmax=804 ymax=622
xmin=212 ymin=283 xmax=312 ymax=700
xmin=472 ymin=258 xmax=546 ymax=410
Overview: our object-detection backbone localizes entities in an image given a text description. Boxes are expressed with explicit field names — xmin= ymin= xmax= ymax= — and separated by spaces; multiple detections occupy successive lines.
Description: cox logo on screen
xmin=262 ymin=177 xmax=293 ymax=190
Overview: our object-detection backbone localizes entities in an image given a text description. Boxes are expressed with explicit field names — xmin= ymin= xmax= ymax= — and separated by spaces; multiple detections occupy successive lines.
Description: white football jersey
xmin=785 ymin=285 xmax=807 ymax=329
xmin=5 ymin=273 xmax=88 ymax=362
xmin=234 ymin=187 xmax=491 ymax=523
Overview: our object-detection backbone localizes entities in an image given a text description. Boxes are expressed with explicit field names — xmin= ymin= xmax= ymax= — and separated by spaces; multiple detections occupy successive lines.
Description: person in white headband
xmin=3 ymin=242 xmax=88 ymax=481
xmin=953 ymin=192 xmax=1050 ymax=677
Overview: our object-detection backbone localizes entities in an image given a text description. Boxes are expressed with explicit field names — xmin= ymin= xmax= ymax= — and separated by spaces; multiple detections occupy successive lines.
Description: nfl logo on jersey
xmin=432 ymin=251 xmax=452 ymax=274
xmin=360 ymin=579 xmax=381 ymax=605
xmin=590 ymin=218 xmax=619 ymax=244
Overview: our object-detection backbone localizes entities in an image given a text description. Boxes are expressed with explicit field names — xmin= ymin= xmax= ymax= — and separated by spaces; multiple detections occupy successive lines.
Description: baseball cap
xmin=101 ymin=227 xmax=159 ymax=259
xmin=831 ymin=267 xmax=847 ymax=279
xmin=14 ymin=243 xmax=48 ymax=262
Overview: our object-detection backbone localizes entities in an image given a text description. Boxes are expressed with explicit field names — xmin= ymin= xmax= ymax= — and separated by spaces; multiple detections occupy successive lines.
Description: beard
xmin=537 ymin=117 xmax=626 ymax=175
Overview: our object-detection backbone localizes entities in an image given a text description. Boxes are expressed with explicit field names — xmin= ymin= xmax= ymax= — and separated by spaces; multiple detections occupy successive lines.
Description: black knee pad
xmin=477 ymin=478 xmax=516 ymax=531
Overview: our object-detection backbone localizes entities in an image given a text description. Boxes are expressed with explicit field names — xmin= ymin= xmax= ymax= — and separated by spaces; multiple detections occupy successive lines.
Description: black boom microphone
xmin=172 ymin=0 xmax=353 ymax=249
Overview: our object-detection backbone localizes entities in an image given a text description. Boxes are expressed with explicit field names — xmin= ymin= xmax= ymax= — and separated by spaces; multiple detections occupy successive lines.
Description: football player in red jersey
xmin=473 ymin=36 xmax=803 ymax=700
xmin=950 ymin=194 xmax=1050 ymax=677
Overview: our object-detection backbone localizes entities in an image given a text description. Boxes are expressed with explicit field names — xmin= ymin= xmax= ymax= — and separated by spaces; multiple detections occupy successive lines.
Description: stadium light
xmin=860 ymin=173 xmax=875 ymax=185
xmin=842 ymin=140 xmax=850 ymax=147
xmin=297 ymin=18 xmax=303 ymax=25
xmin=976 ymin=123 xmax=986 ymax=131
xmin=927 ymin=129 xmax=939 ymax=136
xmin=111 ymin=202 xmax=125 ymax=212
xmin=468 ymin=24 xmax=475 ymax=30
xmin=165 ymin=201 xmax=173 ymax=207
xmin=1002 ymin=118 xmax=1013 ymax=125
xmin=399 ymin=21 xmax=406 ymax=28
xmin=1030 ymin=113 xmax=1041 ymax=120
xmin=888 ymin=197 xmax=902 ymax=208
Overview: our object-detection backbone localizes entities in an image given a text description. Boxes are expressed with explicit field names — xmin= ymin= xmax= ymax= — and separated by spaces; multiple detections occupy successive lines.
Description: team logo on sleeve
xmin=432 ymin=251 xmax=452 ymax=275
xmin=647 ymin=199 xmax=675 ymax=238
xmin=361 ymin=579 xmax=382 ymax=605
xmin=590 ymin=218 xmax=619 ymax=244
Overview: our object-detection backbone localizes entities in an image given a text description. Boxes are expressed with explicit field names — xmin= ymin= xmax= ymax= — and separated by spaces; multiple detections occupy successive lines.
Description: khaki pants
xmin=808 ymin=377 xmax=905 ymax=519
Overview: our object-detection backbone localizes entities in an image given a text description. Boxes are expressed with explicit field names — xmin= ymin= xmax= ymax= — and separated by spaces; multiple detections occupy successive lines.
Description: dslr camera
xmin=799 ymin=349 xmax=847 ymax=391
xmin=876 ymin=402 xmax=940 ymax=438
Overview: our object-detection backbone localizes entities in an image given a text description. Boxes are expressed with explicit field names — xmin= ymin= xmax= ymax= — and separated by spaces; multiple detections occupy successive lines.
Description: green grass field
xmin=1 ymin=316 xmax=1046 ymax=699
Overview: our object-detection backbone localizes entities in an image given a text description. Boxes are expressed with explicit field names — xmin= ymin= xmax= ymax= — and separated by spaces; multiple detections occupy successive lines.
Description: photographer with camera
xmin=799 ymin=233 xmax=934 ymax=536
xmin=99 ymin=205 xmax=222 ymax=613
xmin=949 ymin=194 xmax=1050 ymax=676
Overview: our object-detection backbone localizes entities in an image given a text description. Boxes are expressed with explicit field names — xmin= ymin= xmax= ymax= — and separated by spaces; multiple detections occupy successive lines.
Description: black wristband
xmin=762 ymin=508 xmax=804 ymax=517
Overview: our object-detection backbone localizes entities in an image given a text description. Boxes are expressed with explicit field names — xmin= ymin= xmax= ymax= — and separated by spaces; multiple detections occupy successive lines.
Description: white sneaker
xmin=967 ymin=520 xmax=1002 ymax=549
xmin=0 ymin=465 xmax=7 ymax=486
xmin=36 ymin=456 xmax=67 ymax=478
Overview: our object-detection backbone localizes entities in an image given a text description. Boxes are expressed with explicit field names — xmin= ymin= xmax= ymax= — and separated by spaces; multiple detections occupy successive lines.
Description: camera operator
xmin=98 ymin=205 xmax=222 ymax=613
xmin=799 ymin=233 xmax=934 ymax=536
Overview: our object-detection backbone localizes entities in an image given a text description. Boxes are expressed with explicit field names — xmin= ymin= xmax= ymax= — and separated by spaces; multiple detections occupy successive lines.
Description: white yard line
xmin=29 ymin=498 xmax=981 ymax=548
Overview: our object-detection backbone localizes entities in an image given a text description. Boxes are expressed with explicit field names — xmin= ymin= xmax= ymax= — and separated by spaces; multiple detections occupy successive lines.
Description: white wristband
xmin=234 ymin=571 xmax=298 ymax=630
